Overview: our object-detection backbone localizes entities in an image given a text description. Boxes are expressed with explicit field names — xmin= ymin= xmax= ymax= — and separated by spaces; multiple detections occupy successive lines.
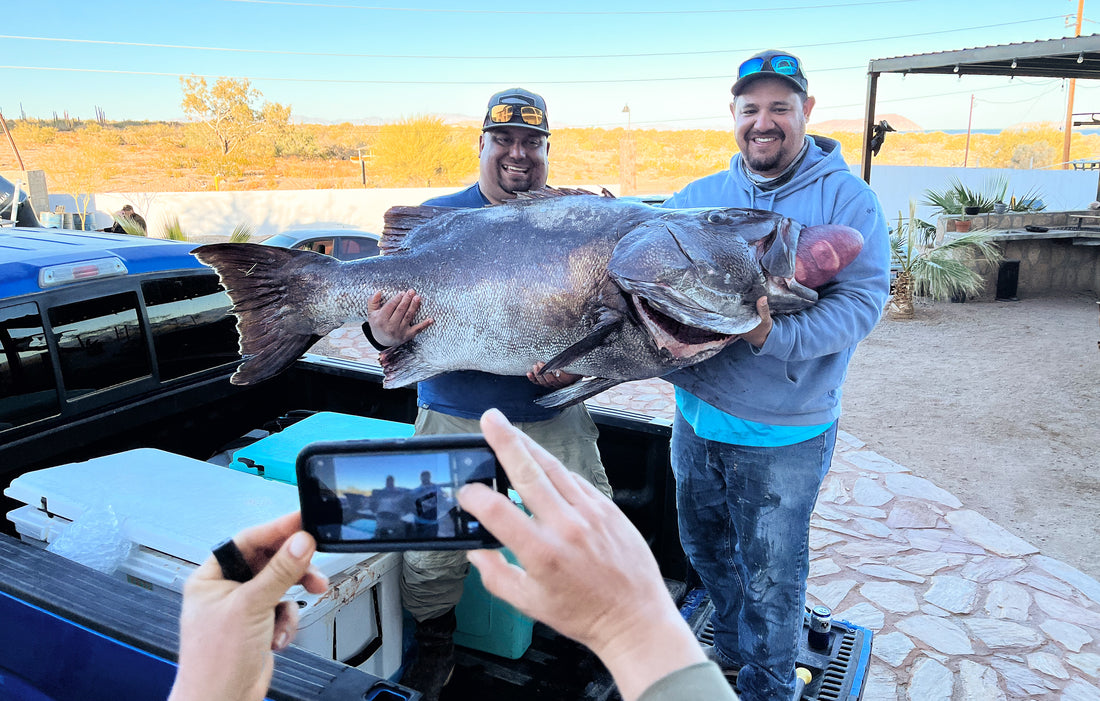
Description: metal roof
xmin=868 ymin=34 xmax=1100 ymax=80
xmin=859 ymin=35 xmax=1100 ymax=181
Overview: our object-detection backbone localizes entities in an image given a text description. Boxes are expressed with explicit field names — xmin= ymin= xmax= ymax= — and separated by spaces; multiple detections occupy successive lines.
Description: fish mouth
xmin=630 ymin=294 xmax=739 ymax=360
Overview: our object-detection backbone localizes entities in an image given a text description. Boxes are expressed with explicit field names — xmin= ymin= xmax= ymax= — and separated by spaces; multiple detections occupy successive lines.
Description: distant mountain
xmin=809 ymin=113 xmax=922 ymax=133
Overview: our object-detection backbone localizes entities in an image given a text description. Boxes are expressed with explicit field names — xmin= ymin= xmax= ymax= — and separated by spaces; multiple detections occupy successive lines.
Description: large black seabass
xmin=194 ymin=188 xmax=863 ymax=407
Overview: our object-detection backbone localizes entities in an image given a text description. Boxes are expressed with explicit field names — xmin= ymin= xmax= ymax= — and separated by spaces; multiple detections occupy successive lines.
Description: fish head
xmin=607 ymin=214 xmax=761 ymax=360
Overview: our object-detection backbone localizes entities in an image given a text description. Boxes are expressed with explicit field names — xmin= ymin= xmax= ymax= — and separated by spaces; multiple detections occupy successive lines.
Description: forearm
xmin=594 ymin=609 xmax=707 ymax=701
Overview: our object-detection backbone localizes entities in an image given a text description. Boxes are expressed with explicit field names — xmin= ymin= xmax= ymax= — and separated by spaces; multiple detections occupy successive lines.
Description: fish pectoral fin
xmin=540 ymin=312 xmax=623 ymax=373
xmin=379 ymin=339 xmax=438 ymax=388
xmin=535 ymin=377 xmax=623 ymax=409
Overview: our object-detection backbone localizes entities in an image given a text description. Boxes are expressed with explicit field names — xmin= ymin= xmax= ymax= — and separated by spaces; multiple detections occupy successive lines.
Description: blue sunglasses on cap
xmin=738 ymin=54 xmax=801 ymax=79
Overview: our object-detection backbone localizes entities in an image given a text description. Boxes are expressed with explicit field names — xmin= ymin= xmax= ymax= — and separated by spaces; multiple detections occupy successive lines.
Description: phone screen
xmin=298 ymin=436 xmax=504 ymax=551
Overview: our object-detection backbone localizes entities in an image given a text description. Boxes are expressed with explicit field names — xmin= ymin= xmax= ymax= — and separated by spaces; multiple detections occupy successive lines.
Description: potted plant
xmin=923 ymin=177 xmax=1046 ymax=216
xmin=889 ymin=202 xmax=1003 ymax=318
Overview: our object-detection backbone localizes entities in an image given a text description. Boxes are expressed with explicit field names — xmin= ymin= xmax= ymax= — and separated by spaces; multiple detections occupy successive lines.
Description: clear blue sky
xmin=1 ymin=0 xmax=1095 ymax=131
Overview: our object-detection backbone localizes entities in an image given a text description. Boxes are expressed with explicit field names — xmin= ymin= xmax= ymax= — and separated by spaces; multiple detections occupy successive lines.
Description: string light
xmin=953 ymin=64 xmax=960 ymax=73
xmin=1011 ymin=59 xmax=1017 ymax=69
xmin=1078 ymin=52 xmax=1085 ymax=64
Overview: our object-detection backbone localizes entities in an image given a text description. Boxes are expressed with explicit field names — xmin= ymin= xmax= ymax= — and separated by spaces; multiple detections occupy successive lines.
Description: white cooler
xmin=4 ymin=448 xmax=403 ymax=680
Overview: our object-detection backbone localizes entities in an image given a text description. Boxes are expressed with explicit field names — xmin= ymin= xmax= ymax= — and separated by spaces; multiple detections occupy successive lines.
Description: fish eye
xmin=707 ymin=212 xmax=733 ymax=225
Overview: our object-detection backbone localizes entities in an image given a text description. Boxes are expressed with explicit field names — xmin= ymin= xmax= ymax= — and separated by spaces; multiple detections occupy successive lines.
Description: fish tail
xmin=192 ymin=243 xmax=338 ymax=385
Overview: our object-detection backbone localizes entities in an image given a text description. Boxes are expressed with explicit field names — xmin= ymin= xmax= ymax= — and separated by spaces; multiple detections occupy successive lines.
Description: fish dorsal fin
xmin=381 ymin=205 xmax=462 ymax=254
xmin=511 ymin=185 xmax=615 ymax=201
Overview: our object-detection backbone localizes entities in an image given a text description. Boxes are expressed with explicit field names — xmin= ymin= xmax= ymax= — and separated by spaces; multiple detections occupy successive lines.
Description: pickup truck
xmin=0 ymin=178 xmax=869 ymax=701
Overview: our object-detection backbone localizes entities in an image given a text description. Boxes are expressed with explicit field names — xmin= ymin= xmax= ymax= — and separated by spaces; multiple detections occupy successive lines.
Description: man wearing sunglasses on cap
xmin=363 ymin=88 xmax=612 ymax=701
xmin=660 ymin=50 xmax=890 ymax=701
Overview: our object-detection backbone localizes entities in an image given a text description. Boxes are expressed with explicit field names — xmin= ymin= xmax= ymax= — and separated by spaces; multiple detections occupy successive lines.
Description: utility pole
xmin=1063 ymin=0 xmax=1085 ymax=169
xmin=963 ymin=94 xmax=975 ymax=167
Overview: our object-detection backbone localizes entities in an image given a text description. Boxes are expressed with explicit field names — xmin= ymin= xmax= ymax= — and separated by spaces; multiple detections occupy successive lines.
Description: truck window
xmin=142 ymin=275 xmax=239 ymax=380
xmin=0 ymin=302 xmax=59 ymax=430
xmin=49 ymin=292 xmax=151 ymax=399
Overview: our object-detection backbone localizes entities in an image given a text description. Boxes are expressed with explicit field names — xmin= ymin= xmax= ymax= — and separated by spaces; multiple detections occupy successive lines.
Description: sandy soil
xmin=840 ymin=294 xmax=1100 ymax=579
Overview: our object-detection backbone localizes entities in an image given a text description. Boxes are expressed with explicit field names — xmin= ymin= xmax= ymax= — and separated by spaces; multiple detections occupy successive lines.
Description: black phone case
xmin=296 ymin=433 xmax=508 ymax=552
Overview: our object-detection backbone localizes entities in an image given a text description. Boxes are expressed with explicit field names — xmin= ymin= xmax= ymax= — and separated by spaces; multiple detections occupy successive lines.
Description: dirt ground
xmin=840 ymin=294 xmax=1100 ymax=580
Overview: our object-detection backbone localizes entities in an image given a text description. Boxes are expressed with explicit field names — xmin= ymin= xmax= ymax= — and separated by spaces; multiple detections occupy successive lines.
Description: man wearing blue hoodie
xmin=662 ymin=51 xmax=890 ymax=701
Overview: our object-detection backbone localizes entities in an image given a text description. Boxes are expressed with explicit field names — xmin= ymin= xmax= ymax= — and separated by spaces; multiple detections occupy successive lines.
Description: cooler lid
xmin=3 ymin=448 xmax=368 ymax=574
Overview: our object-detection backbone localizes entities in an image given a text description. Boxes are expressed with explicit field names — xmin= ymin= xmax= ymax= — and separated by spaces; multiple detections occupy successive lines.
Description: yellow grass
xmin=2 ymin=118 xmax=1097 ymax=197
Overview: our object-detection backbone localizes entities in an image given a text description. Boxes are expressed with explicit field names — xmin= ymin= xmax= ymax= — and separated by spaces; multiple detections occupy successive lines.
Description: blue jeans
xmin=671 ymin=412 xmax=836 ymax=701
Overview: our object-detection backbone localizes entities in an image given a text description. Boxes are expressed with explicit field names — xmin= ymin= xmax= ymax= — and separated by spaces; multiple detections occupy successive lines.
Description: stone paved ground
xmin=315 ymin=326 xmax=1100 ymax=700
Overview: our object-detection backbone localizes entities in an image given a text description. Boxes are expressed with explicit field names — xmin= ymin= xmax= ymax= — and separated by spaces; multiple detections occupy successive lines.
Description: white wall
xmin=49 ymin=183 xmax=622 ymax=239
xmin=45 ymin=167 xmax=1098 ymax=238
xmin=862 ymin=166 xmax=1100 ymax=224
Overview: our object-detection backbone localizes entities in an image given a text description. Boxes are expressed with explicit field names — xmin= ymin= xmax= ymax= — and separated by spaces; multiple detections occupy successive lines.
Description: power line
xmin=0 ymin=64 xmax=844 ymax=85
xmin=224 ymin=0 xmax=918 ymax=15
xmin=0 ymin=16 xmax=1065 ymax=61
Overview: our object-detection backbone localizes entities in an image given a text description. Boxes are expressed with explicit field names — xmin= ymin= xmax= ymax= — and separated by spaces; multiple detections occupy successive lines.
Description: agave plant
xmin=162 ymin=216 xmax=187 ymax=241
xmin=922 ymin=176 xmax=1046 ymax=215
xmin=114 ymin=215 xmax=148 ymax=237
xmin=889 ymin=201 xmax=1003 ymax=318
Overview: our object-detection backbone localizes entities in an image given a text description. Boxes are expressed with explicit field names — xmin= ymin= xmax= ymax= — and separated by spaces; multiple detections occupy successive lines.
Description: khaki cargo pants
xmin=401 ymin=404 xmax=611 ymax=621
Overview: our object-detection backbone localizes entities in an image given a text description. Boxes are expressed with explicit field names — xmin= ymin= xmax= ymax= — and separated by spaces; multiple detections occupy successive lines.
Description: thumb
xmin=247 ymin=531 xmax=315 ymax=605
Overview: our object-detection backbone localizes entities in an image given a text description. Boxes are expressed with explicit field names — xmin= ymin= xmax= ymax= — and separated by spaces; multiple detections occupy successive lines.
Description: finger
xmin=457 ymin=482 xmax=538 ymax=549
xmin=479 ymin=410 xmax=569 ymax=518
xmin=300 ymin=564 xmax=330 ymax=594
xmin=757 ymin=296 xmax=771 ymax=320
xmin=392 ymin=290 xmax=413 ymax=318
xmin=467 ymin=549 xmax=533 ymax=615
xmin=403 ymin=294 xmax=422 ymax=321
xmin=409 ymin=318 xmax=434 ymax=334
xmin=272 ymin=600 xmax=300 ymax=651
xmin=367 ymin=291 xmax=384 ymax=312
xmin=245 ymin=531 xmax=316 ymax=606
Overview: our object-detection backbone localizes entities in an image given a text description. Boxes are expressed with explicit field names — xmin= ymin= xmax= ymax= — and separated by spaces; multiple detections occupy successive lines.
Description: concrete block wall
xmin=990 ymin=238 xmax=1100 ymax=298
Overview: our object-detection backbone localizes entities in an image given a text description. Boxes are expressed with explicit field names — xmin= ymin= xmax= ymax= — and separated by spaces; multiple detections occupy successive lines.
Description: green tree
xmin=180 ymin=76 xmax=289 ymax=156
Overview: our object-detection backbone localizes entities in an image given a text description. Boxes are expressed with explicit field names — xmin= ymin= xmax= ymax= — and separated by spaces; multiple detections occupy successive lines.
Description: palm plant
xmin=922 ymin=176 xmax=1045 ymax=215
xmin=889 ymin=201 xmax=1003 ymax=318
xmin=228 ymin=223 xmax=253 ymax=243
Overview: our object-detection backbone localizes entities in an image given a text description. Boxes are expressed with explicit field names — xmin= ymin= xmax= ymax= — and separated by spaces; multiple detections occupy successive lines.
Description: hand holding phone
xmin=296 ymin=434 xmax=509 ymax=552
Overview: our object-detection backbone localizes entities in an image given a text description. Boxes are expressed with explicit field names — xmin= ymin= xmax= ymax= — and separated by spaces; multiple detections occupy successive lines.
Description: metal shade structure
xmin=860 ymin=34 xmax=1100 ymax=181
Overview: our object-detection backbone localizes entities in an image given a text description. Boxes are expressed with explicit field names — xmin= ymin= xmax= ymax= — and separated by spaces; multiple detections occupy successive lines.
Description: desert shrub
xmin=13 ymin=121 xmax=59 ymax=145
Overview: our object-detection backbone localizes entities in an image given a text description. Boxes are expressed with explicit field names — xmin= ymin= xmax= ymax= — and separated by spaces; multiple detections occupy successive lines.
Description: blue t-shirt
xmin=413 ymin=184 xmax=561 ymax=422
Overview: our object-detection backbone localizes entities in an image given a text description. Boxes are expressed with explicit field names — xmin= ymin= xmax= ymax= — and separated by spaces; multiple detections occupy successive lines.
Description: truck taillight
xmin=39 ymin=257 xmax=128 ymax=288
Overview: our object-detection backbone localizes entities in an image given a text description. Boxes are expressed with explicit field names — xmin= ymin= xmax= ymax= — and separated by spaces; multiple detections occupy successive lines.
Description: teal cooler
xmin=454 ymin=548 xmax=534 ymax=659
xmin=229 ymin=412 xmax=414 ymax=484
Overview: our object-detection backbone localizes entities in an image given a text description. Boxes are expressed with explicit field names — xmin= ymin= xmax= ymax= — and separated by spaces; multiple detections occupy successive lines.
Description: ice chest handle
xmin=454 ymin=547 xmax=533 ymax=659
xmin=229 ymin=412 xmax=414 ymax=484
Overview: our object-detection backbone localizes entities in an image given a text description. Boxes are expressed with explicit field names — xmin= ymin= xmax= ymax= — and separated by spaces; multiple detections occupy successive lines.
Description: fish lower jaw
xmin=631 ymin=294 xmax=735 ymax=360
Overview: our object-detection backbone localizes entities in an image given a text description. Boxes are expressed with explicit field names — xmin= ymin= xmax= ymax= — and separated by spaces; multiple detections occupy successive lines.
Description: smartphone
xmin=296 ymin=434 xmax=508 ymax=552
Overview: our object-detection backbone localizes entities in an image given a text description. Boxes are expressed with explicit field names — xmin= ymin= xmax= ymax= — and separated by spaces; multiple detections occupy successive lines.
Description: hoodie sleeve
xmin=757 ymin=185 xmax=891 ymax=361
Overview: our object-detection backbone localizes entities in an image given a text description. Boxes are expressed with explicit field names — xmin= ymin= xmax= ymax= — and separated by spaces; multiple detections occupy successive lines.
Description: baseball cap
xmin=482 ymin=88 xmax=550 ymax=135
xmin=731 ymin=50 xmax=808 ymax=96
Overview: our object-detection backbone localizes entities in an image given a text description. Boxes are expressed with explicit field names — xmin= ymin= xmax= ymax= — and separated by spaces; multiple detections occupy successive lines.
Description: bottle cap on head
xmin=482 ymin=88 xmax=550 ymax=135
xmin=732 ymin=50 xmax=808 ymax=96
